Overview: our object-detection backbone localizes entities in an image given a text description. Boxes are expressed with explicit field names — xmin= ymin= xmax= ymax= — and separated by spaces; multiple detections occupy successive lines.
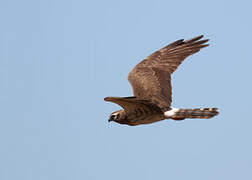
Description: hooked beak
xmin=108 ymin=118 xmax=113 ymax=122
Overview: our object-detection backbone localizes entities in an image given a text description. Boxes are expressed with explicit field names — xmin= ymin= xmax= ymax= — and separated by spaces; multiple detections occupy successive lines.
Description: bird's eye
xmin=111 ymin=115 xmax=117 ymax=120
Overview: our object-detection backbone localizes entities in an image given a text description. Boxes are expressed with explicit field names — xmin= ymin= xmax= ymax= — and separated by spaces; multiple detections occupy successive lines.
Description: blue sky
xmin=1 ymin=0 xmax=252 ymax=179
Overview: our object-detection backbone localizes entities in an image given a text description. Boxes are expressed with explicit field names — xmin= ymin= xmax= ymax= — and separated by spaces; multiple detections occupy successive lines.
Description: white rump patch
xmin=164 ymin=107 xmax=179 ymax=117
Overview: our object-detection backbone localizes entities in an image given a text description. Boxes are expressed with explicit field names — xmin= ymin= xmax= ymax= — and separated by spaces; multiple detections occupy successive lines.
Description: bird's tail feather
xmin=168 ymin=108 xmax=219 ymax=120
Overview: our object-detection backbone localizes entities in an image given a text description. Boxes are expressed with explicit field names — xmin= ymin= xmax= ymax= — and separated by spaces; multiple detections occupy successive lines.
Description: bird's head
xmin=108 ymin=110 xmax=124 ymax=123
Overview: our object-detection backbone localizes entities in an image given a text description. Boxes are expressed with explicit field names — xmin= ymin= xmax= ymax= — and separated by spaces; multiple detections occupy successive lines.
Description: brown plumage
xmin=105 ymin=35 xmax=219 ymax=126
xmin=170 ymin=108 xmax=219 ymax=120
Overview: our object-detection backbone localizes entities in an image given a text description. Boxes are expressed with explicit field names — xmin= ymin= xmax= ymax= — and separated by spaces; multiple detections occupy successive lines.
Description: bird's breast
xmin=125 ymin=108 xmax=165 ymax=126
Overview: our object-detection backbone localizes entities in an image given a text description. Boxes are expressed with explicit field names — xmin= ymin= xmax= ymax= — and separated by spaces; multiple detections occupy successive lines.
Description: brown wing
xmin=128 ymin=67 xmax=172 ymax=111
xmin=104 ymin=96 xmax=162 ymax=114
xmin=128 ymin=35 xmax=209 ymax=110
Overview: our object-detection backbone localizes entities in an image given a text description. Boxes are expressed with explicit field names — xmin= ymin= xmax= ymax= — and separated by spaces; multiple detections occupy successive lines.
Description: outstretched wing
xmin=128 ymin=35 xmax=209 ymax=110
xmin=128 ymin=67 xmax=172 ymax=111
xmin=104 ymin=96 xmax=162 ymax=114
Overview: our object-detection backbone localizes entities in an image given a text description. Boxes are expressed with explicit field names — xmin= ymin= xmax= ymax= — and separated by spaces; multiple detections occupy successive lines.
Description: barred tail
xmin=165 ymin=108 xmax=219 ymax=120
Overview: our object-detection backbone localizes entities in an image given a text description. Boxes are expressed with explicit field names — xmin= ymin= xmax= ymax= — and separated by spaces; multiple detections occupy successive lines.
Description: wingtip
xmin=197 ymin=35 xmax=204 ymax=39
xmin=185 ymin=35 xmax=205 ymax=43
xmin=201 ymin=38 xmax=210 ymax=43
xmin=201 ymin=44 xmax=210 ymax=48
xmin=104 ymin=97 xmax=111 ymax=101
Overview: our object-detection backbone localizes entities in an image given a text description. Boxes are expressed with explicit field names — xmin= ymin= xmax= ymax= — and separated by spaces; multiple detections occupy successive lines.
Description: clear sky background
xmin=1 ymin=0 xmax=252 ymax=180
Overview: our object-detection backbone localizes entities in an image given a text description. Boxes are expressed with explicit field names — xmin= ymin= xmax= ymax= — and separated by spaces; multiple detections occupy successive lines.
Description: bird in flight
xmin=104 ymin=35 xmax=219 ymax=126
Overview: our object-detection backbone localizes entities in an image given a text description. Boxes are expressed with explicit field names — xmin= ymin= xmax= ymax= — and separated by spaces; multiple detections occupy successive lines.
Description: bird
xmin=104 ymin=35 xmax=219 ymax=126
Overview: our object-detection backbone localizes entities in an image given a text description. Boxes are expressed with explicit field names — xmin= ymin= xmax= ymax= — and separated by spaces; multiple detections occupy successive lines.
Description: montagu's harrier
xmin=104 ymin=35 xmax=219 ymax=126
